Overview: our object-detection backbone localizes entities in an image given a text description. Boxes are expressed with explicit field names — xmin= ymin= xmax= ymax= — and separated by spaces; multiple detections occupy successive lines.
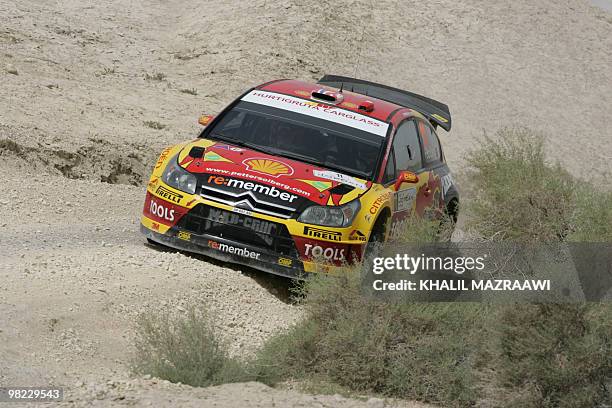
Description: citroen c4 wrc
xmin=141 ymin=75 xmax=459 ymax=278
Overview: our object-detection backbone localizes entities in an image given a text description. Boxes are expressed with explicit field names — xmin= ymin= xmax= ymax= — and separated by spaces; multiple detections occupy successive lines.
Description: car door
xmin=386 ymin=119 xmax=429 ymax=239
xmin=415 ymin=119 xmax=448 ymax=217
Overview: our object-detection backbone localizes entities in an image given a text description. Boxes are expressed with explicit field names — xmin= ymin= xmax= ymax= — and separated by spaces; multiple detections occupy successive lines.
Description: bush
xmin=466 ymin=128 xmax=576 ymax=242
xmin=132 ymin=307 xmax=250 ymax=387
xmin=569 ymin=187 xmax=612 ymax=242
xmin=466 ymin=127 xmax=612 ymax=243
xmin=465 ymin=128 xmax=611 ymax=407
xmin=481 ymin=303 xmax=612 ymax=408
xmin=252 ymin=273 xmax=482 ymax=406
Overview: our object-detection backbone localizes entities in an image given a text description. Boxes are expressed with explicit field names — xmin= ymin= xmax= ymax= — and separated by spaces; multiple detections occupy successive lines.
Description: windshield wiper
xmin=209 ymin=133 xmax=272 ymax=153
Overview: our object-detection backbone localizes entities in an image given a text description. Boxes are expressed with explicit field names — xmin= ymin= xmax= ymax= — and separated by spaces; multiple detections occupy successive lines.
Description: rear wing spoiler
xmin=318 ymin=75 xmax=452 ymax=131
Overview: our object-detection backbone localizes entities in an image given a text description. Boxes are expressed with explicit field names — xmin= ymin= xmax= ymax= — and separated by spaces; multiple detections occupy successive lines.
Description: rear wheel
xmin=439 ymin=199 xmax=459 ymax=241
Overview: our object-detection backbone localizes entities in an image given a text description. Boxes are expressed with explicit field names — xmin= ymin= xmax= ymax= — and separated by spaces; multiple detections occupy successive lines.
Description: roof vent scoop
xmin=311 ymin=89 xmax=344 ymax=104
xmin=359 ymin=100 xmax=374 ymax=112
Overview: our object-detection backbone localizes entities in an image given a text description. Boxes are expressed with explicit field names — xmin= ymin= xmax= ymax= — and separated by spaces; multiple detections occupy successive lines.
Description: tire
xmin=438 ymin=199 xmax=459 ymax=241
xmin=364 ymin=216 xmax=387 ymax=260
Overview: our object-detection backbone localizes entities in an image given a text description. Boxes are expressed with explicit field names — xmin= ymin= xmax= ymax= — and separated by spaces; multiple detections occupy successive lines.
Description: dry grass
xmin=144 ymin=72 xmax=166 ymax=81
xmin=179 ymin=88 xmax=198 ymax=95
xmin=143 ymin=121 xmax=167 ymax=130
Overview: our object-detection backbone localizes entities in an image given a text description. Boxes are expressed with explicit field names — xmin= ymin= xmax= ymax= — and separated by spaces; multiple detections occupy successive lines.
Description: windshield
xmin=205 ymin=100 xmax=387 ymax=179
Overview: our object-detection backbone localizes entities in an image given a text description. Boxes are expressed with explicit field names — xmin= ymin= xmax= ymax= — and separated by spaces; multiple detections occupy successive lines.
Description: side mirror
xmin=393 ymin=170 xmax=419 ymax=190
xmin=198 ymin=114 xmax=215 ymax=127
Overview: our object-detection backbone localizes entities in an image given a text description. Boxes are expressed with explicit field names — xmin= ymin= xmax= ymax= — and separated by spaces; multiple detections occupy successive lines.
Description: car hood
xmin=177 ymin=138 xmax=372 ymax=208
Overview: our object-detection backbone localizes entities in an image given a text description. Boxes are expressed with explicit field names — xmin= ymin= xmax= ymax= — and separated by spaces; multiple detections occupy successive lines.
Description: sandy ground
xmin=1 ymin=0 xmax=611 ymax=406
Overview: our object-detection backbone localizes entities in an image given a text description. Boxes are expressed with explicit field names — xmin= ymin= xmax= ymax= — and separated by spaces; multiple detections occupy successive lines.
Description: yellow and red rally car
xmin=141 ymin=75 xmax=458 ymax=278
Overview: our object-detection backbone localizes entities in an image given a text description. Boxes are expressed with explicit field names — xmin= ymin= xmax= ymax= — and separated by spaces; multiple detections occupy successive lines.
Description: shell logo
xmin=243 ymin=158 xmax=294 ymax=177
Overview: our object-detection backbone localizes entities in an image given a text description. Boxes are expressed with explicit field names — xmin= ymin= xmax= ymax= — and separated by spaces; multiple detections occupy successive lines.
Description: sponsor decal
xmin=298 ymin=179 xmax=332 ymax=192
xmin=432 ymin=113 xmax=449 ymax=123
xmin=278 ymin=257 xmax=293 ymax=267
xmin=303 ymin=226 xmax=342 ymax=241
xmin=208 ymin=240 xmax=261 ymax=259
xmin=155 ymin=185 xmax=183 ymax=204
xmin=232 ymin=206 xmax=253 ymax=216
xmin=241 ymin=90 xmax=389 ymax=137
xmin=215 ymin=144 xmax=244 ymax=152
xmin=395 ymin=188 xmax=417 ymax=213
xmin=155 ymin=147 xmax=172 ymax=169
xmin=349 ymin=230 xmax=367 ymax=242
xmin=313 ymin=170 xmax=366 ymax=190
xmin=204 ymin=150 xmax=232 ymax=162
xmin=180 ymin=155 xmax=194 ymax=167
xmin=208 ymin=208 xmax=276 ymax=236
xmin=151 ymin=222 xmax=160 ymax=231
xmin=369 ymin=191 xmax=392 ymax=215
xmin=148 ymin=177 xmax=159 ymax=190
xmin=294 ymin=90 xmax=310 ymax=97
xmin=243 ymin=158 xmax=294 ymax=177
xmin=203 ymin=168 xmax=311 ymax=197
xmin=304 ymin=243 xmax=345 ymax=261
xmin=441 ymin=174 xmax=454 ymax=198
xmin=206 ymin=175 xmax=299 ymax=203
xmin=150 ymin=200 xmax=175 ymax=222
xmin=144 ymin=193 xmax=188 ymax=226
xmin=177 ymin=231 xmax=191 ymax=241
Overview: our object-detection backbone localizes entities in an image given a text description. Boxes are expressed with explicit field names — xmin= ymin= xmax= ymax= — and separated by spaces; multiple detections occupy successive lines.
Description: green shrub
xmin=252 ymin=274 xmax=482 ymax=406
xmin=132 ymin=307 xmax=250 ymax=387
xmin=465 ymin=128 xmax=611 ymax=406
xmin=569 ymin=187 xmax=612 ymax=242
xmin=482 ymin=303 xmax=612 ymax=408
xmin=466 ymin=128 xmax=576 ymax=242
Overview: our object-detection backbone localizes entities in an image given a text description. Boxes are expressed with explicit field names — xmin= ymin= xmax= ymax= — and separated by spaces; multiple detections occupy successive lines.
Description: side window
xmin=417 ymin=120 xmax=442 ymax=166
xmin=382 ymin=148 xmax=396 ymax=184
xmin=392 ymin=121 xmax=423 ymax=172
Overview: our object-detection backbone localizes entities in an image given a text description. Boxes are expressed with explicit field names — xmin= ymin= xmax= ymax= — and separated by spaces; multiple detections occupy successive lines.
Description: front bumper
xmin=141 ymin=223 xmax=309 ymax=279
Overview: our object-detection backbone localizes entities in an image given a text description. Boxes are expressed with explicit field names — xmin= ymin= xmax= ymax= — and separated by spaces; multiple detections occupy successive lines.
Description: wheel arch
xmin=371 ymin=206 xmax=392 ymax=240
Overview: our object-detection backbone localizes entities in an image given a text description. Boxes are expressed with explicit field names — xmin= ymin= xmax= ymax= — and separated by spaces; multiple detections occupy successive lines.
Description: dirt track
xmin=1 ymin=0 xmax=611 ymax=406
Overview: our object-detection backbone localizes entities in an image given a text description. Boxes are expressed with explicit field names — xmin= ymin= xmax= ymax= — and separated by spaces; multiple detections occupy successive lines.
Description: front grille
xmin=200 ymin=186 xmax=295 ymax=219
xmin=176 ymin=204 xmax=297 ymax=257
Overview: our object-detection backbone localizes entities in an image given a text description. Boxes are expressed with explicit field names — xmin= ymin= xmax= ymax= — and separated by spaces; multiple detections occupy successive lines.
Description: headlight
xmin=161 ymin=155 xmax=197 ymax=194
xmin=298 ymin=199 xmax=360 ymax=228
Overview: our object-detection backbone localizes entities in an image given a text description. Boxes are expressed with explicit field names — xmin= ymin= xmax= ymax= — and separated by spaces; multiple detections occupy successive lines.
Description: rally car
xmin=141 ymin=75 xmax=459 ymax=278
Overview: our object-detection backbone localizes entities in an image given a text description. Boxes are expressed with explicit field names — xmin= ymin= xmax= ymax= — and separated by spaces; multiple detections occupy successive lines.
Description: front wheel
xmin=364 ymin=216 xmax=387 ymax=260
